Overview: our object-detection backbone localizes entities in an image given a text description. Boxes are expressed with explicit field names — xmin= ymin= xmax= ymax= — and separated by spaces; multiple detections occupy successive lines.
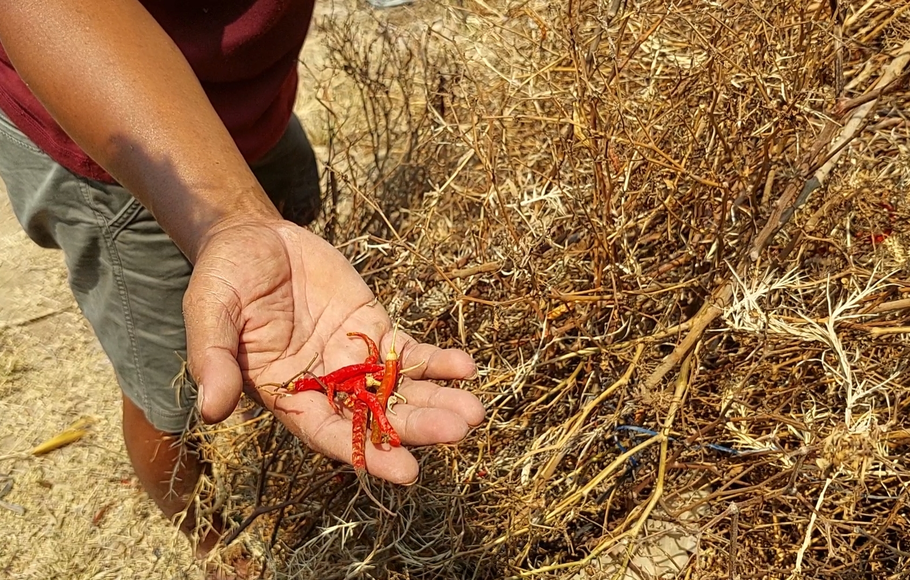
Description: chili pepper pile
xmin=277 ymin=332 xmax=403 ymax=473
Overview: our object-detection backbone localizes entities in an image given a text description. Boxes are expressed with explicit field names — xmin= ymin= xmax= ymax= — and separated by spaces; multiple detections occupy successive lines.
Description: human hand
xmin=182 ymin=220 xmax=485 ymax=484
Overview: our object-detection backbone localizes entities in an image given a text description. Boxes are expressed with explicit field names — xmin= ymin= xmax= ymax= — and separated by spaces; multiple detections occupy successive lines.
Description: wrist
xmin=178 ymin=189 xmax=283 ymax=263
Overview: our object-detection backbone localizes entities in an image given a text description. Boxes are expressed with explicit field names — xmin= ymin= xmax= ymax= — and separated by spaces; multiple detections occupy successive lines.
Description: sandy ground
xmin=0 ymin=185 xmax=204 ymax=579
xmin=0 ymin=1 xmax=354 ymax=577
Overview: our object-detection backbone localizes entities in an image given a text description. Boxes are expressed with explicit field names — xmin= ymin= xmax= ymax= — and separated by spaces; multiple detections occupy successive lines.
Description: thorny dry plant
xmin=191 ymin=1 xmax=910 ymax=578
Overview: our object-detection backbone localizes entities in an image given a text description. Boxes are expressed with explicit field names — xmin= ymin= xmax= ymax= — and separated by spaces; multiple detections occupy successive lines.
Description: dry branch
xmin=190 ymin=2 xmax=910 ymax=578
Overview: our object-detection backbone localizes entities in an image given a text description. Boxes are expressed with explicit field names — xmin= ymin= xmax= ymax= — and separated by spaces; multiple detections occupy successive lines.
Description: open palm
xmin=182 ymin=221 xmax=484 ymax=483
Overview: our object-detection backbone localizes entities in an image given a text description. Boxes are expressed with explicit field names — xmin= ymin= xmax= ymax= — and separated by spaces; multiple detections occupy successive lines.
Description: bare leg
xmin=121 ymin=394 xmax=221 ymax=555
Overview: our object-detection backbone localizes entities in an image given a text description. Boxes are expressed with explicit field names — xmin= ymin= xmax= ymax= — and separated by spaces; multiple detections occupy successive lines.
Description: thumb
xmin=183 ymin=271 xmax=244 ymax=424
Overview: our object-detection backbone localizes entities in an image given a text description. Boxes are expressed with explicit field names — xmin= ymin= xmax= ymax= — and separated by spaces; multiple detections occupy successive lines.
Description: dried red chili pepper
xmin=350 ymin=397 xmax=370 ymax=473
xmin=263 ymin=331 xmax=402 ymax=474
xmin=371 ymin=338 xmax=400 ymax=444
xmin=290 ymin=362 xmax=383 ymax=393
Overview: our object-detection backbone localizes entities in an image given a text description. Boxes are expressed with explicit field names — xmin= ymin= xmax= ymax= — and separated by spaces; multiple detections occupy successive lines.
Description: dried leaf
xmin=31 ymin=417 xmax=94 ymax=456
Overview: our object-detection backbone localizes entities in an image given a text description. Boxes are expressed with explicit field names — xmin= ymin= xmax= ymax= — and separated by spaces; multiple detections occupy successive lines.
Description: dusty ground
xmin=0 ymin=1 xmax=361 ymax=577
xmin=0 ymin=179 xmax=209 ymax=580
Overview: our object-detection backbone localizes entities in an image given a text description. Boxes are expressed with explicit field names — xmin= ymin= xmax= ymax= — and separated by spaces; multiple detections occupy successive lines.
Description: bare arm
xmin=0 ymin=0 xmax=485 ymax=479
xmin=0 ymin=0 xmax=281 ymax=261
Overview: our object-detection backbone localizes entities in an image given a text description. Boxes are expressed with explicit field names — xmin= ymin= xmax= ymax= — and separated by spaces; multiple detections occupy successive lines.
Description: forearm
xmin=0 ymin=0 xmax=281 ymax=261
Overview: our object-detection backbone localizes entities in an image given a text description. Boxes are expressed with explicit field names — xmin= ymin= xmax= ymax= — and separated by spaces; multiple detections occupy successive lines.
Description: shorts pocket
xmin=0 ymin=108 xmax=45 ymax=155
xmin=77 ymin=178 xmax=147 ymax=240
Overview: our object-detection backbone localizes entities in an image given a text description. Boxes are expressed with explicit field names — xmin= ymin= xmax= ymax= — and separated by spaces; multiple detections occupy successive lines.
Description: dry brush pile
xmin=194 ymin=1 xmax=910 ymax=578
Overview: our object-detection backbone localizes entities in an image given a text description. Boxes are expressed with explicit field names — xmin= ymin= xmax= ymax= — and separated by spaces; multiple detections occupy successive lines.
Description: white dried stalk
xmin=724 ymin=268 xmax=895 ymax=431
xmin=790 ymin=476 xmax=832 ymax=578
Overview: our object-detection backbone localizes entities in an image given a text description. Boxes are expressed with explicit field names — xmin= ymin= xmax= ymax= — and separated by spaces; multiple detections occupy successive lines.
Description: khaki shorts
xmin=0 ymin=110 xmax=320 ymax=433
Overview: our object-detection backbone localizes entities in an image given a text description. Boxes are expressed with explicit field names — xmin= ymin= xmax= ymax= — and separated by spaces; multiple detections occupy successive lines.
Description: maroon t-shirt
xmin=0 ymin=0 xmax=314 ymax=183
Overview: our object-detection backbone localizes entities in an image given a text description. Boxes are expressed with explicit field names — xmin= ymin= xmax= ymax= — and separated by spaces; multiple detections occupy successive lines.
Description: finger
xmin=183 ymin=271 xmax=244 ymax=424
xmin=261 ymin=389 xmax=420 ymax=484
xmin=383 ymin=404 xmax=474 ymax=446
xmin=396 ymin=379 xmax=486 ymax=426
xmin=380 ymin=331 xmax=477 ymax=381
